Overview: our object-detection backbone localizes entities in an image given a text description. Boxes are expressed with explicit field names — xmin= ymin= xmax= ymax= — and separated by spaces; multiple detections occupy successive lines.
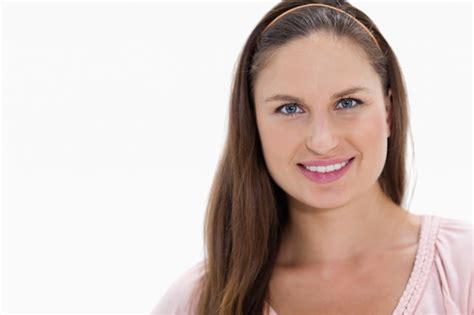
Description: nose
xmin=305 ymin=113 xmax=339 ymax=154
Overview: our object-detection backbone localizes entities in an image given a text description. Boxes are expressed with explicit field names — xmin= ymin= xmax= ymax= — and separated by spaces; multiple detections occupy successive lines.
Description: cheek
xmin=350 ymin=107 xmax=388 ymax=140
xmin=367 ymin=110 xmax=390 ymax=141
xmin=257 ymin=119 xmax=300 ymax=172
xmin=355 ymin=110 xmax=389 ymax=164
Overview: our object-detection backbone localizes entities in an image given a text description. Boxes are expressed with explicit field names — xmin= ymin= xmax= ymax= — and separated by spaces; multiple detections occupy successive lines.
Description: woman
xmin=152 ymin=1 xmax=473 ymax=314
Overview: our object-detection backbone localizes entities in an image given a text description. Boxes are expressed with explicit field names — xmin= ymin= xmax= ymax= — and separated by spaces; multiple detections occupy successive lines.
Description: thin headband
xmin=261 ymin=3 xmax=381 ymax=51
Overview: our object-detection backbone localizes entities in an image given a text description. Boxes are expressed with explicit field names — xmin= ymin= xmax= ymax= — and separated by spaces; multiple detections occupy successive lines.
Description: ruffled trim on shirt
xmin=392 ymin=215 xmax=440 ymax=315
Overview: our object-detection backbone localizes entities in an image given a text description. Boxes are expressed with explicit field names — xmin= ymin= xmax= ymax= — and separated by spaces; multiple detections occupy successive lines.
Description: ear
xmin=385 ymin=88 xmax=392 ymax=138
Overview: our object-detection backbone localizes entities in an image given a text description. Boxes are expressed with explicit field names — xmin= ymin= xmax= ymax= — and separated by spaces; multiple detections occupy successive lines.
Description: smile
xmin=302 ymin=159 xmax=351 ymax=173
xmin=298 ymin=157 xmax=355 ymax=184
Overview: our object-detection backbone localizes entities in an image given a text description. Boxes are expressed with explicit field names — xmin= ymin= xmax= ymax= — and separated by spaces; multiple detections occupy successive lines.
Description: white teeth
xmin=304 ymin=160 xmax=349 ymax=173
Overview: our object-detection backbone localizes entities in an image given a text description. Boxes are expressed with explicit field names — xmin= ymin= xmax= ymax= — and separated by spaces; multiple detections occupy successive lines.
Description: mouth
xmin=297 ymin=157 xmax=355 ymax=184
xmin=298 ymin=157 xmax=355 ymax=169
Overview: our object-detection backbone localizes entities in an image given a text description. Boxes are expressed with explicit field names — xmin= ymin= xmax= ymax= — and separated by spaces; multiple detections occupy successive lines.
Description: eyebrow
xmin=264 ymin=86 xmax=370 ymax=103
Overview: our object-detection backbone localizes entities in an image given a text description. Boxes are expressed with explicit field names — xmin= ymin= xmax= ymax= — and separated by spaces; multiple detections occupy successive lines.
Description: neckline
xmin=265 ymin=214 xmax=439 ymax=315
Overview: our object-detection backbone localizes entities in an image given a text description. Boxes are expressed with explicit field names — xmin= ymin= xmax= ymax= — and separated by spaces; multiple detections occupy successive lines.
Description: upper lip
xmin=299 ymin=157 xmax=354 ymax=167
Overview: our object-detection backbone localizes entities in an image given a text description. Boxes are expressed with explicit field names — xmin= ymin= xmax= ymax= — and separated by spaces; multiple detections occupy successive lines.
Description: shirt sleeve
xmin=151 ymin=260 xmax=205 ymax=315
xmin=433 ymin=217 xmax=473 ymax=314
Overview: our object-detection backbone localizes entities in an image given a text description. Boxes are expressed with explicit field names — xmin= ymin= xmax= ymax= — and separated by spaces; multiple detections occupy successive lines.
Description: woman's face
xmin=253 ymin=32 xmax=392 ymax=211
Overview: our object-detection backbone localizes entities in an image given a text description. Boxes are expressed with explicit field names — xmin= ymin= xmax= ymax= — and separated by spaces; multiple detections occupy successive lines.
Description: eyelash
xmin=276 ymin=97 xmax=364 ymax=117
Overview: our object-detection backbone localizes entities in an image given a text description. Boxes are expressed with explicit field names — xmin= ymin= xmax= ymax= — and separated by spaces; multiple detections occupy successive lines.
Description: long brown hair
xmin=196 ymin=0 xmax=414 ymax=314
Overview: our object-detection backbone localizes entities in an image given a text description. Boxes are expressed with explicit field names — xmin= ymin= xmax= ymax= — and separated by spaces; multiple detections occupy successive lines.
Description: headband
xmin=261 ymin=3 xmax=381 ymax=51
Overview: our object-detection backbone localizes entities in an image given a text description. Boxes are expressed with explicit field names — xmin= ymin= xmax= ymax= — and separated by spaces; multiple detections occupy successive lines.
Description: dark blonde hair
xmin=197 ymin=1 xmax=414 ymax=314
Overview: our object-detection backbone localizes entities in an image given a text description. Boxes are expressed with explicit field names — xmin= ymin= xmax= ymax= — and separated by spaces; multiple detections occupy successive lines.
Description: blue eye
xmin=277 ymin=103 xmax=303 ymax=116
xmin=276 ymin=97 xmax=363 ymax=116
xmin=335 ymin=97 xmax=363 ymax=110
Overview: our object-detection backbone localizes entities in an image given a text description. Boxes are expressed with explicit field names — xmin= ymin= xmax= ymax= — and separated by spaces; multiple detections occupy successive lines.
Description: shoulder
xmin=434 ymin=215 xmax=473 ymax=256
xmin=431 ymin=215 xmax=473 ymax=304
xmin=151 ymin=260 xmax=206 ymax=315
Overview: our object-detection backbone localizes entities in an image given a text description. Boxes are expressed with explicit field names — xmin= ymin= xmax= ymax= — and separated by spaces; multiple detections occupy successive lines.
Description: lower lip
xmin=298 ymin=158 xmax=355 ymax=184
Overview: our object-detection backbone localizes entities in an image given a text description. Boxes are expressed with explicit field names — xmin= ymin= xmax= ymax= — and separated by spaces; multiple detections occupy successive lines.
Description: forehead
xmin=254 ymin=32 xmax=379 ymax=101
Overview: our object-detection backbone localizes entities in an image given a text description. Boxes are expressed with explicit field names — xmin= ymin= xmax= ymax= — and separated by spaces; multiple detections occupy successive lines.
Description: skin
xmin=253 ymin=31 xmax=422 ymax=313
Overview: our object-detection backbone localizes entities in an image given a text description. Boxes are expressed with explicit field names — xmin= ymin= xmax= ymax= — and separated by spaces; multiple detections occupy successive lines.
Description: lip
xmin=299 ymin=157 xmax=355 ymax=167
xmin=298 ymin=157 xmax=354 ymax=184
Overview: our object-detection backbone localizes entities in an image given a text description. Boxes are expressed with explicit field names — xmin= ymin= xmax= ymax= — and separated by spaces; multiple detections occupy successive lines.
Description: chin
xmin=288 ymin=192 xmax=353 ymax=212
xmin=307 ymin=199 xmax=351 ymax=211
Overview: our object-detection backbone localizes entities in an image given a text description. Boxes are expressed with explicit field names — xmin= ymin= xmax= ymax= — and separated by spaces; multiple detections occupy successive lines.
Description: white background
xmin=1 ymin=0 xmax=472 ymax=314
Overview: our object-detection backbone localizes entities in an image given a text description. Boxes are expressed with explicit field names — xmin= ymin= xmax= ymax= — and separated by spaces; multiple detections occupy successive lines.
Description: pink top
xmin=152 ymin=214 xmax=473 ymax=315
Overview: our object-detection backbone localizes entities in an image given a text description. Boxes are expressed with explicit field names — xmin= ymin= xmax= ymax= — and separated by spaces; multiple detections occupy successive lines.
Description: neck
xmin=277 ymin=183 xmax=410 ymax=267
